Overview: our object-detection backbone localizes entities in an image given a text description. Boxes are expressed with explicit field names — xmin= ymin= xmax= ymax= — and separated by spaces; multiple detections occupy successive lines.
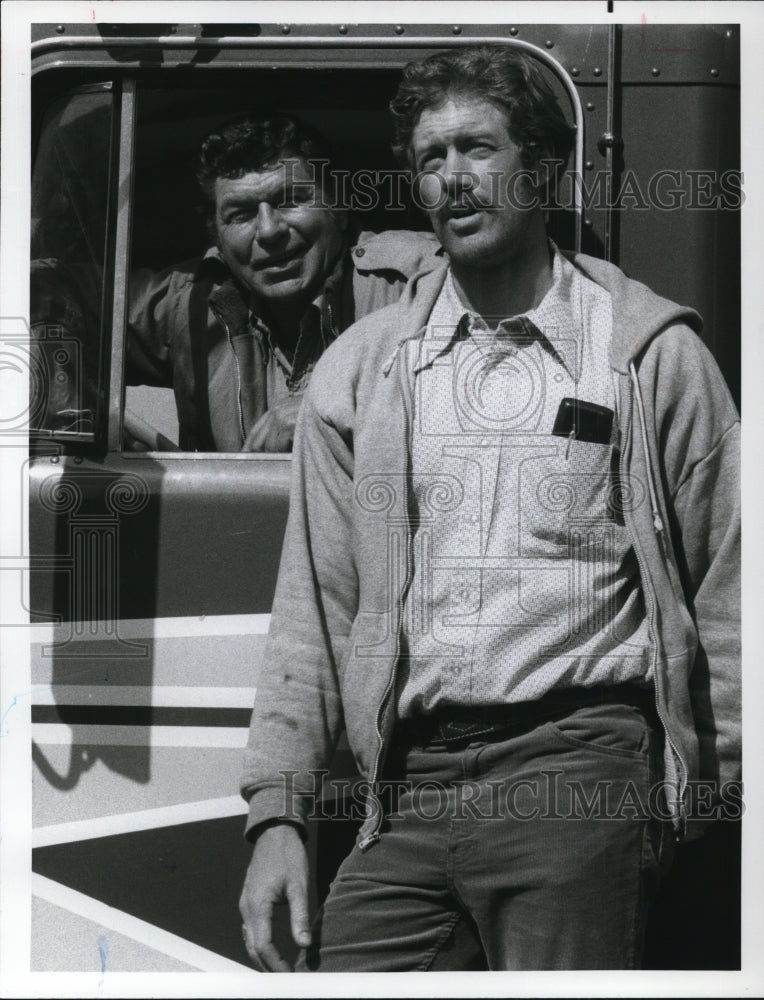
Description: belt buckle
xmin=438 ymin=716 xmax=495 ymax=742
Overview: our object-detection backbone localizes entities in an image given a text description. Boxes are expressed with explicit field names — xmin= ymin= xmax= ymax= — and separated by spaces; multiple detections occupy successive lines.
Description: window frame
xmin=30 ymin=79 xmax=120 ymax=449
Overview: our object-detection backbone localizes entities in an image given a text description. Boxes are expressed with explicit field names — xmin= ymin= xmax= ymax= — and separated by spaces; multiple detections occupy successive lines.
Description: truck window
xmin=123 ymin=74 xmax=428 ymax=453
xmin=122 ymin=68 xmax=577 ymax=453
xmin=30 ymin=85 xmax=114 ymax=442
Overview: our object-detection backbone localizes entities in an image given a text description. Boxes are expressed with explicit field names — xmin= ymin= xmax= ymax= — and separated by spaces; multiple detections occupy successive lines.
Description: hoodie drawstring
xmin=382 ymin=343 xmax=404 ymax=376
xmin=629 ymin=361 xmax=665 ymax=536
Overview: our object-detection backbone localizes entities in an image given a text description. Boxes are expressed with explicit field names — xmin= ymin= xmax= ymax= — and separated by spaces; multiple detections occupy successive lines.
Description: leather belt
xmin=394 ymin=684 xmax=657 ymax=748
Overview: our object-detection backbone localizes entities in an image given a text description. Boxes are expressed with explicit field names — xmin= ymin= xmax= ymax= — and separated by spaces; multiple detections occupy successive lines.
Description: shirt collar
xmin=195 ymin=245 xmax=230 ymax=281
xmin=417 ymin=241 xmax=582 ymax=379
xmin=202 ymin=244 xmax=223 ymax=264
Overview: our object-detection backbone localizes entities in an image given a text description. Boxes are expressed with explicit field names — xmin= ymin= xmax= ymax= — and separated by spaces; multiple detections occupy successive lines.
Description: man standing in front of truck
xmin=239 ymin=45 xmax=741 ymax=970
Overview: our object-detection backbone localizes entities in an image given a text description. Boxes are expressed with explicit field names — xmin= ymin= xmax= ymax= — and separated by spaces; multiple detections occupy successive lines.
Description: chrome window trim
xmin=107 ymin=78 xmax=136 ymax=452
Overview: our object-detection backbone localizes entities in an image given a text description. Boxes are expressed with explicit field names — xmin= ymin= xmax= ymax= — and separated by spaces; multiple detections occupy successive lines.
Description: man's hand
xmin=239 ymin=822 xmax=311 ymax=971
xmin=242 ymin=396 xmax=302 ymax=453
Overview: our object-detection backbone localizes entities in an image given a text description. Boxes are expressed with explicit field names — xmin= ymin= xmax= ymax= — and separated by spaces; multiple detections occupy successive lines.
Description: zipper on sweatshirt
xmin=211 ymin=303 xmax=246 ymax=445
xmin=621 ymin=371 xmax=688 ymax=835
xmin=358 ymin=344 xmax=416 ymax=851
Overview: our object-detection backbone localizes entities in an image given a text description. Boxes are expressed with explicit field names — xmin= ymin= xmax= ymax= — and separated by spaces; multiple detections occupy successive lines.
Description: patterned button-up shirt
xmin=397 ymin=245 xmax=651 ymax=717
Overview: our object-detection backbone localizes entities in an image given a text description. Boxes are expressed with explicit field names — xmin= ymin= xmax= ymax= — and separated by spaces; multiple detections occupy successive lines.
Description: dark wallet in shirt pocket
xmin=551 ymin=397 xmax=614 ymax=445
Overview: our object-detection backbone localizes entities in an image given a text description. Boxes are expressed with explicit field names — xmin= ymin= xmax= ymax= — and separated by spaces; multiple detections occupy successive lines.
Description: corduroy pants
xmin=301 ymin=697 xmax=673 ymax=971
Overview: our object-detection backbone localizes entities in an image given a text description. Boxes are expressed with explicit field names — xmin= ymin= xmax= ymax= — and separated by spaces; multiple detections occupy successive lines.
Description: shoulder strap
xmin=185 ymin=277 xmax=216 ymax=451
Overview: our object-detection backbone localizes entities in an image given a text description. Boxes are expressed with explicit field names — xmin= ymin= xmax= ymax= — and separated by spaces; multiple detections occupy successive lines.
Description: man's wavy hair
xmin=196 ymin=113 xmax=336 ymax=210
xmin=390 ymin=46 xmax=576 ymax=198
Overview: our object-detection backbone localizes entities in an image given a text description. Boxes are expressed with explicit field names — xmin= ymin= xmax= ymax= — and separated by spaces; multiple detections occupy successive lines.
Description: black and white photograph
xmin=1 ymin=1 xmax=762 ymax=996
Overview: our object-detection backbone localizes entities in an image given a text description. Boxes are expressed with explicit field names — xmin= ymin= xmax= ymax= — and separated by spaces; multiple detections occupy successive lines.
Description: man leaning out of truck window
xmin=127 ymin=114 xmax=442 ymax=452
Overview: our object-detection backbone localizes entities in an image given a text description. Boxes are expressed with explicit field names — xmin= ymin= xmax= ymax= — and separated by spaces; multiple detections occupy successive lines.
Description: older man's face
xmin=412 ymin=96 xmax=538 ymax=270
xmin=214 ymin=157 xmax=346 ymax=308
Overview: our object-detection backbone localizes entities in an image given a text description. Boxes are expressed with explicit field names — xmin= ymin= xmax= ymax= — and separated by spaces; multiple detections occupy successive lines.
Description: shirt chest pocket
xmin=516 ymin=439 xmax=634 ymax=557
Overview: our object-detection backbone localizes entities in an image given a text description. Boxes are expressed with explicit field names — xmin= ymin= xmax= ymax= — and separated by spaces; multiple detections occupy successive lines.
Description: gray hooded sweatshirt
xmin=241 ymin=252 xmax=741 ymax=848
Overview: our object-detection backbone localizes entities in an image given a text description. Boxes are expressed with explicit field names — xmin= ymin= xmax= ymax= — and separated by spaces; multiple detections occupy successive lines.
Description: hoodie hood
xmin=564 ymin=251 xmax=703 ymax=372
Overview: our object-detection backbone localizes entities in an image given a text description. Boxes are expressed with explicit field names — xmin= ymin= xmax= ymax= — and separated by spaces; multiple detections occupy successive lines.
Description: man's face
xmin=412 ymin=96 xmax=539 ymax=269
xmin=213 ymin=158 xmax=346 ymax=308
